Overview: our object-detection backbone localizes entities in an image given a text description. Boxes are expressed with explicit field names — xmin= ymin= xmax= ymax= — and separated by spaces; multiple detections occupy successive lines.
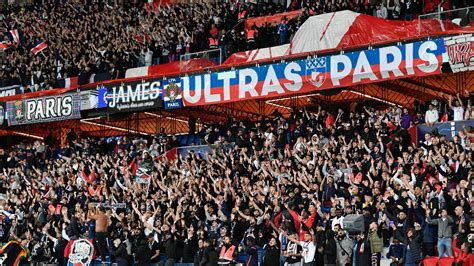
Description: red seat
xmin=438 ymin=256 xmax=455 ymax=266
xmin=422 ymin=256 xmax=439 ymax=266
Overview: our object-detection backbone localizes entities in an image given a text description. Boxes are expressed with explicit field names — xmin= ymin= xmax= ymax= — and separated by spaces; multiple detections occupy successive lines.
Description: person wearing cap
xmin=148 ymin=233 xmax=161 ymax=265
xmin=386 ymin=237 xmax=404 ymax=266
xmin=162 ymin=231 xmax=177 ymax=266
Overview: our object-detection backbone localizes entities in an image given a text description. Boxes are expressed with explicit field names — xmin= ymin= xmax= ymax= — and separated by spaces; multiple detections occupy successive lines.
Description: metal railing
xmin=418 ymin=6 xmax=474 ymax=35
xmin=179 ymin=48 xmax=223 ymax=72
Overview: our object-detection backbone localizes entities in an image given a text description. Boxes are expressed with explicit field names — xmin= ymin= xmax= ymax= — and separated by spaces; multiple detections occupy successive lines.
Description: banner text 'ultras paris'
xmin=180 ymin=39 xmax=445 ymax=107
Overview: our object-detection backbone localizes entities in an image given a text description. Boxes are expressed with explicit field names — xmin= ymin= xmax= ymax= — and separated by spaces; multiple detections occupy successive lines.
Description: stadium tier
xmin=0 ymin=1 xmax=473 ymax=266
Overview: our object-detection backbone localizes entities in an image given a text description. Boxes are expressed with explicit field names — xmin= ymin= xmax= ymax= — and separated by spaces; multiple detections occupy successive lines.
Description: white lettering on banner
xmin=353 ymin=52 xmax=377 ymax=83
xmin=405 ymin=43 xmax=415 ymax=75
xmin=0 ymin=88 xmax=17 ymax=97
xmin=239 ymin=68 xmax=258 ymax=99
xmin=26 ymin=96 xmax=73 ymax=121
xmin=204 ymin=74 xmax=220 ymax=103
xmin=142 ymin=83 xmax=150 ymax=101
xmin=109 ymin=81 xmax=160 ymax=108
xmin=181 ymin=40 xmax=441 ymax=106
xmin=262 ymin=65 xmax=285 ymax=96
xmin=283 ymin=62 xmax=302 ymax=91
xmin=45 ymin=98 xmax=55 ymax=118
xmin=129 ymin=84 xmax=140 ymax=102
xmin=331 ymin=55 xmax=351 ymax=86
xmin=183 ymin=76 xmax=201 ymax=104
xmin=379 ymin=46 xmax=403 ymax=79
xmin=26 ymin=101 xmax=35 ymax=121
xmin=217 ymin=71 xmax=236 ymax=101
xmin=418 ymin=41 xmax=438 ymax=73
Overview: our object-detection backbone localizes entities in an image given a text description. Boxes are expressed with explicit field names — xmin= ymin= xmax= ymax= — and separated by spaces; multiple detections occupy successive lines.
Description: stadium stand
xmin=0 ymin=0 xmax=473 ymax=266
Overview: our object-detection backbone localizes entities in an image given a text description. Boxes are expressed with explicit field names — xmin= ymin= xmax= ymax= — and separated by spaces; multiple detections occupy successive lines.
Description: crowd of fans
xmin=0 ymin=0 xmax=450 ymax=92
xmin=0 ymin=95 xmax=473 ymax=265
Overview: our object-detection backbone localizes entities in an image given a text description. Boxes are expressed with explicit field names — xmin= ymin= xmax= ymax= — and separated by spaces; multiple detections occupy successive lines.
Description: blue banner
xmin=162 ymin=78 xmax=183 ymax=109
xmin=181 ymin=39 xmax=446 ymax=106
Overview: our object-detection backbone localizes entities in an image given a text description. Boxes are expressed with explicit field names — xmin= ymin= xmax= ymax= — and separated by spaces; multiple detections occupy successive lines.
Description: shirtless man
xmin=88 ymin=205 xmax=109 ymax=261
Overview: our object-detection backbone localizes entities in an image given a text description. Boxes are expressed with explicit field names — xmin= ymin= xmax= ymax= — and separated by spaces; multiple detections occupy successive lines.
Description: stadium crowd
xmin=0 ymin=0 xmax=451 ymax=91
xmin=0 ymin=95 xmax=473 ymax=266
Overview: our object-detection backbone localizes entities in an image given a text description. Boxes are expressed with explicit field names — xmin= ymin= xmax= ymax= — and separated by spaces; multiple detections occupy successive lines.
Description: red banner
xmin=245 ymin=10 xmax=302 ymax=30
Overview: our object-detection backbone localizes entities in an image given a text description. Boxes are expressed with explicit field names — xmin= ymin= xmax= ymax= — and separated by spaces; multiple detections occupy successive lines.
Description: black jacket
xmin=200 ymin=245 xmax=218 ymax=266
xmin=111 ymin=243 xmax=129 ymax=266
xmin=263 ymin=245 xmax=280 ymax=266
xmin=182 ymin=236 xmax=198 ymax=263
xmin=67 ymin=216 xmax=82 ymax=239
xmin=324 ymin=237 xmax=337 ymax=265
xmin=135 ymin=241 xmax=152 ymax=266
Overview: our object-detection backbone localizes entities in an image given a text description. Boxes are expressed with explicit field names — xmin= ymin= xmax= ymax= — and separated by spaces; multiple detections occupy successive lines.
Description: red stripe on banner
xmin=156 ymin=148 xmax=177 ymax=162
xmin=320 ymin=12 xmax=336 ymax=41
xmin=0 ymin=42 xmax=10 ymax=51
xmin=31 ymin=42 xmax=48 ymax=55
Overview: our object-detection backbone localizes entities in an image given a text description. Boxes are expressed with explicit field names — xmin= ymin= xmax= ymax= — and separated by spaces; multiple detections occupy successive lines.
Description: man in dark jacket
xmin=200 ymin=239 xmax=218 ymax=266
xmin=67 ymin=211 xmax=82 ymax=240
xmin=454 ymin=206 xmax=471 ymax=248
xmin=263 ymin=237 xmax=280 ymax=266
xmin=245 ymin=236 xmax=258 ymax=266
xmin=324 ymin=230 xmax=337 ymax=266
xmin=182 ymin=228 xmax=198 ymax=264
xmin=195 ymin=239 xmax=205 ymax=266
xmin=353 ymin=232 xmax=370 ymax=266
xmin=386 ymin=238 xmax=404 ymax=266
xmin=400 ymin=226 xmax=423 ymax=265
xmin=110 ymin=238 xmax=129 ymax=266
xmin=135 ymin=238 xmax=152 ymax=266
xmin=163 ymin=232 xmax=177 ymax=266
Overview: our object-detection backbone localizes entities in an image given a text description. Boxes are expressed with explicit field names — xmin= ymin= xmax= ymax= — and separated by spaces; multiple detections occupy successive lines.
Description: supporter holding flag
xmin=6 ymin=29 xmax=21 ymax=44
xmin=0 ymin=42 xmax=10 ymax=51
xmin=283 ymin=229 xmax=316 ymax=266
xmin=30 ymin=41 xmax=48 ymax=55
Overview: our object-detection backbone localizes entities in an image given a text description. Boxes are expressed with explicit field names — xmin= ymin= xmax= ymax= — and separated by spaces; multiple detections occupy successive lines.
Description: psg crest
xmin=305 ymin=58 xmax=327 ymax=88
xmin=13 ymin=100 xmax=25 ymax=121
xmin=163 ymin=77 xmax=183 ymax=110
xmin=67 ymin=239 xmax=94 ymax=266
